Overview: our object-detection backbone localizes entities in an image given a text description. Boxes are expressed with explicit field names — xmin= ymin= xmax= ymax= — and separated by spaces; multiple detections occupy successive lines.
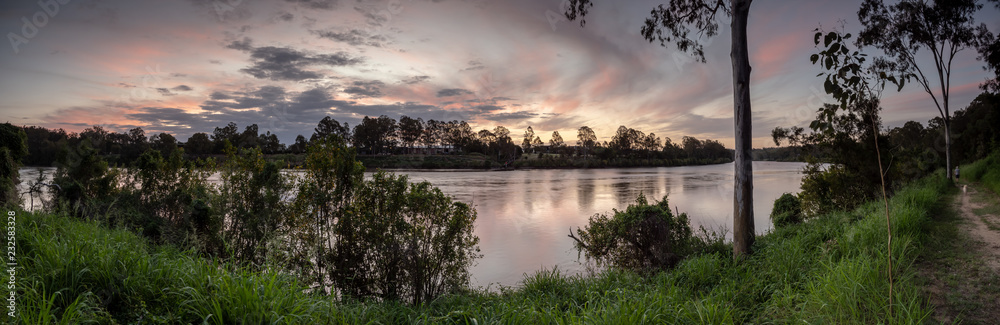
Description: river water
xmin=17 ymin=161 xmax=806 ymax=287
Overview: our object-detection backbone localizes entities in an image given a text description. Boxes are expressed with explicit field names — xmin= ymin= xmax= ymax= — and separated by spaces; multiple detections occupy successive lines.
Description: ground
xmin=919 ymin=181 xmax=1000 ymax=324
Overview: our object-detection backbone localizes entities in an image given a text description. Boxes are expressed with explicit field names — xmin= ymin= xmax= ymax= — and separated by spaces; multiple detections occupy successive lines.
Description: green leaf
xmin=844 ymin=33 xmax=852 ymax=39
xmin=825 ymin=57 xmax=833 ymax=70
xmin=814 ymin=32 xmax=822 ymax=45
xmin=829 ymin=43 xmax=841 ymax=55
xmin=810 ymin=54 xmax=819 ymax=64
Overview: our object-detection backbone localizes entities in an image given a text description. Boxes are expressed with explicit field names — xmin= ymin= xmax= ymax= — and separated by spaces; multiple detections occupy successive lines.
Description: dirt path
xmin=957 ymin=185 xmax=1000 ymax=271
xmin=920 ymin=183 xmax=1000 ymax=324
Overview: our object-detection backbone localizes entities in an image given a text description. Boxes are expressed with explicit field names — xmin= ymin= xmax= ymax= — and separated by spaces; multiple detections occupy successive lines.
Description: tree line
xmin=16 ymin=115 xmax=733 ymax=167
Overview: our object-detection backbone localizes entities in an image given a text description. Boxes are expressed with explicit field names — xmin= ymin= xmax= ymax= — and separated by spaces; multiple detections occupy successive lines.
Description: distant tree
xmin=289 ymin=135 xmax=309 ymax=154
xmin=565 ymin=0 xmax=759 ymax=258
xmin=858 ymin=0 xmax=994 ymax=180
xmin=258 ymin=131 xmax=283 ymax=154
xmin=150 ymin=132 xmax=177 ymax=157
xmin=682 ymin=136 xmax=703 ymax=159
xmin=444 ymin=121 xmax=475 ymax=152
xmin=352 ymin=115 xmax=398 ymax=155
xmin=577 ymin=126 xmax=597 ymax=156
xmin=531 ymin=136 xmax=543 ymax=149
xmin=398 ymin=116 xmax=424 ymax=152
xmin=123 ymin=127 xmax=149 ymax=161
xmin=312 ymin=116 xmax=351 ymax=143
xmin=238 ymin=124 xmax=260 ymax=149
xmin=421 ymin=119 xmax=444 ymax=147
xmin=610 ymin=126 xmax=636 ymax=154
xmin=186 ymin=132 xmax=213 ymax=155
xmin=521 ymin=126 xmax=536 ymax=152
xmin=212 ymin=122 xmax=239 ymax=154
xmin=549 ymin=131 xmax=565 ymax=149
xmin=492 ymin=126 xmax=516 ymax=161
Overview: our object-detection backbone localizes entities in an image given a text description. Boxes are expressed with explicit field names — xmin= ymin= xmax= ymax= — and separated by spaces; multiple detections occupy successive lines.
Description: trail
xmin=921 ymin=182 xmax=1000 ymax=324
xmin=957 ymin=184 xmax=1000 ymax=271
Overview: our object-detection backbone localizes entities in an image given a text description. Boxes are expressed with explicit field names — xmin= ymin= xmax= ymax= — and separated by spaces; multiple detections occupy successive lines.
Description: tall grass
xmin=961 ymin=149 xmax=1000 ymax=195
xmin=19 ymin=171 xmax=950 ymax=323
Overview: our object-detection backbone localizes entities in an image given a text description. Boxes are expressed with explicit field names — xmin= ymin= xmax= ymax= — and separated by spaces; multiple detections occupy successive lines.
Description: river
xmin=17 ymin=161 xmax=806 ymax=287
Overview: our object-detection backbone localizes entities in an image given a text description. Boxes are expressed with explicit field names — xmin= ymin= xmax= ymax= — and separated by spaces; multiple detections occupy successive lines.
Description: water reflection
xmin=17 ymin=161 xmax=806 ymax=288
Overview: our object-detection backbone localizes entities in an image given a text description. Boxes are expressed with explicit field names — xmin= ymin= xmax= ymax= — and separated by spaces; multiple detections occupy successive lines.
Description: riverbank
xmin=17 ymin=167 xmax=949 ymax=323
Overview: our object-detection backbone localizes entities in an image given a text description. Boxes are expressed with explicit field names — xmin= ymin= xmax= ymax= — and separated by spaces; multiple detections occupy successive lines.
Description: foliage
xmin=285 ymin=135 xmax=366 ymax=291
xmin=0 ymin=122 xmax=29 ymax=207
xmin=858 ymin=0 xmax=995 ymax=180
xmin=125 ymin=149 xmax=220 ymax=254
xmin=51 ymin=140 xmax=120 ymax=219
xmin=776 ymin=29 xmax=905 ymax=215
xmin=342 ymin=171 xmax=481 ymax=304
xmin=962 ymin=149 xmax=1000 ymax=196
xmin=216 ymin=144 xmax=291 ymax=267
xmin=770 ymin=193 xmax=803 ymax=228
xmin=569 ymin=193 xmax=696 ymax=273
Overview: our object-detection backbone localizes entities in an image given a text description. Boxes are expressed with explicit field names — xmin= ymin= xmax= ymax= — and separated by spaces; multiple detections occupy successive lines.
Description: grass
xmin=962 ymin=150 xmax=1000 ymax=196
xmin=17 ymin=171 xmax=953 ymax=323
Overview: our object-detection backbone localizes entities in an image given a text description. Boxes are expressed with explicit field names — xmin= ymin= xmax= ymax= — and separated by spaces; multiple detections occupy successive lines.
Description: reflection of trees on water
xmin=577 ymin=174 xmax=595 ymax=211
xmin=611 ymin=175 xmax=659 ymax=206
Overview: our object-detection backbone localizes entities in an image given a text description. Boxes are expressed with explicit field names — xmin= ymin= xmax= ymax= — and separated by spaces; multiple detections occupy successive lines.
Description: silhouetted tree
xmin=398 ymin=116 xmax=424 ymax=152
xmin=312 ymin=116 xmax=351 ymax=143
xmin=577 ymin=126 xmax=597 ymax=157
xmin=858 ymin=0 xmax=994 ymax=180
xmin=185 ymin=133 xmax=213 ymax=155
xmin=549 ymin=131 xmax=564 ymax=148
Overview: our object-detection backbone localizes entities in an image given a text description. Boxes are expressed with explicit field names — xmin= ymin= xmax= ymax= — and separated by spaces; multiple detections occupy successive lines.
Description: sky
xmin=1 ymin=0 xmax=998 ymax=148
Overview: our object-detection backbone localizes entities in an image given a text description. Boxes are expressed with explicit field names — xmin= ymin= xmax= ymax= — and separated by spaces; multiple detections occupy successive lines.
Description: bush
xmin=285 ymin=135 xmax=481 ymax=303
xmin=342 ymin=171 xmax=481 ymax=304
xmin=217 ymin=144 xmax=291 ymax=267
xmin=0 ymin=123 xmax=28 ymax=208
xmin=569 ymin=193 xmax=696 ymax=273
xmin=770 ymin=193 xmax=803 ymax=228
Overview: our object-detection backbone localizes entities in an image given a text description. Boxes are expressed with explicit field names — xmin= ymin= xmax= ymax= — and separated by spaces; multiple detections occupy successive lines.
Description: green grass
xmin=962 ymin=150 xmax=1000 ymax=196
xmin=17 ymin=172 xmax=952 ymax=323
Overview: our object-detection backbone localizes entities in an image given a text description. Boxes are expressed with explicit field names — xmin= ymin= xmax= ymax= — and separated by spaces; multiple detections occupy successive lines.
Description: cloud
xmin=312 ymin=28 xmax=388 ymax=47
xmin=343 ymin=80 xmax=385 ymax=98
xmin=401 ymin=75 xmax=431 ymax=84
xmin=227 ymin=38 xmax=365 ymax=81
xmin=436 ymin=88 xmax=474 ymax=97
xmin=284 ymin=0 xmax=339 ymax=10
xmin=156 ymin=88 xmax=174 ymax=96
xmin=171 ymin=85 xmax=193 ymax=91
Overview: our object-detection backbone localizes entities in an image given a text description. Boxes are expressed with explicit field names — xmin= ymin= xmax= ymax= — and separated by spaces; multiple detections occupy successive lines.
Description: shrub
xmin=0 ymin=123 xmax=28 ymax=208
xmin=770 ymin=193 xmax=803 ymax=228
xmin=52 ymin=140 xmax=121 ymax=219
xmin=217 ymin=144 xmax=291 ymax=267
xmin=342 ymin=171 xmax=481 ymax=304
xmin=569 ymin=193 xmax=695 ymax=273
xmin=284 ymin=135 xmax=481 ymax=304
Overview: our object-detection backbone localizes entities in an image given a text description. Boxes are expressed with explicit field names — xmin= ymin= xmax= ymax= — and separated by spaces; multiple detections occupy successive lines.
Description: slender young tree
xmin=565 ymin=0 xmax=756 ymax=257
xmin=857 ymin=0 xmax=994 ymax=180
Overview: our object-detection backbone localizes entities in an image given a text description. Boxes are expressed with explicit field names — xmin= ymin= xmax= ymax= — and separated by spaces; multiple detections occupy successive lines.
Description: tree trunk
xmin=731 ymin=0 xmax=755 ymax=259
xmin=945 ymin=119 xmax=952 ymax=181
